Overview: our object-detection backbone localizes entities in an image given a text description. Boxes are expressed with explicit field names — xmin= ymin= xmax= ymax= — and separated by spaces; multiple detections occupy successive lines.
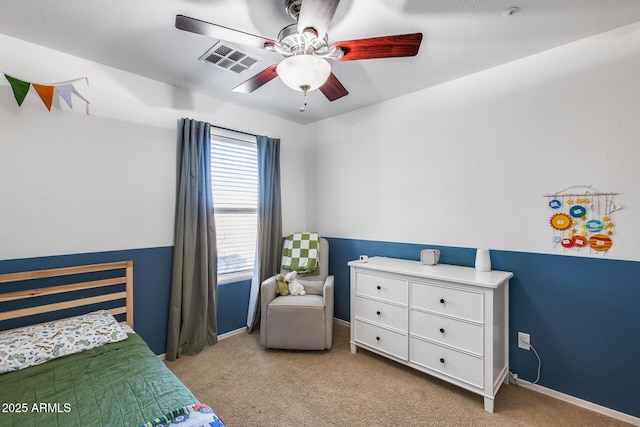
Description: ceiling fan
xmin=175 ymin=0 xmax=423 ymax=108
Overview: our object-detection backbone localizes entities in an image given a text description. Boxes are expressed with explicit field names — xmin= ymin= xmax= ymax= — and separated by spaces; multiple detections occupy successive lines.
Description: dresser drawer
xmin=410 ymin=337 xmax=483 ymax=388
xmin=354 ymin=319 xmax=408 ymax=360
xmin=355 ymin=296 xmax=408 ymax=332
xmin=410 ymin=281 xmax=483 ymax=323
xmin=410 ymin=310 xmax=483 ymax=355
xmin=356 ymin=272 xmax=408 ymax=305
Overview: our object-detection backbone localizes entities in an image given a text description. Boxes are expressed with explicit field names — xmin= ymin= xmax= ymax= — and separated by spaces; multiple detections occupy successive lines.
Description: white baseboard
xmin=158 ymin=327 xmax=247 ymax=361
xmin=334 ymin=317 xmax=350 ymax=327
xmin=218 ymin=327 xmax=247 ymax=340
xmin=514 ymin=378 xmax=640 ymax=426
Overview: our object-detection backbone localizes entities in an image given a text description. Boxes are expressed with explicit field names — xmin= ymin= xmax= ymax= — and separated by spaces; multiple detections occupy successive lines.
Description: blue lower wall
xmin=0 ymin=247 xmax=174 ymax=355
xmin=0 ymin=247 xmax=249 ymax=355
xmin=4 ymin=240 xmax=638 ymax=418
xmin=218 ymin=279 xmax=251 ymax=334
xmin=326 ymin=237 xmax=640 ymax=418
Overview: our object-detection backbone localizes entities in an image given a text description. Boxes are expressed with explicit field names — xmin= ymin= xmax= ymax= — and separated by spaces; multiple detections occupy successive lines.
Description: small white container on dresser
xmin=348 ymin=256 xmax=513 ymax=413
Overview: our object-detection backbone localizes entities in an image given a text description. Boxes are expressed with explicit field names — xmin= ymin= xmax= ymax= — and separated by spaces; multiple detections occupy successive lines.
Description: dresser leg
xmin=350 ymin=343 xmax=357 ymax=354
xmin=484 ymin=397 xmax=494 ymax=413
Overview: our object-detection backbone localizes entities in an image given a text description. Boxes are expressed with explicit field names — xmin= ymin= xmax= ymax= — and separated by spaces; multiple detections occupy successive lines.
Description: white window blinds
xmin=211 ymin=130 xmax=258 ymax=282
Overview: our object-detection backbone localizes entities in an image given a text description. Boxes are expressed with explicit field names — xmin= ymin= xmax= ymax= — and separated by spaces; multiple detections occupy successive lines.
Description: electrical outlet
xmin=518 ymin=332 xmax=531 ymax=350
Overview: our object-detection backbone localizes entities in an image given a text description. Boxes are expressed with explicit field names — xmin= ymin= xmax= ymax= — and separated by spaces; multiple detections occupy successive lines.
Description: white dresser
xmin=349 ymin=256 xmax=512 ymax=412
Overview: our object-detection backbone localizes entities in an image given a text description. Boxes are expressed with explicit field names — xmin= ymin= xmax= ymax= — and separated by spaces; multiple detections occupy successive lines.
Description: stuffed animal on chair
xmin=284 ymin=271 xmax=306 ymax=296
xmin=275 ymin=273 xmax=289 ymax=296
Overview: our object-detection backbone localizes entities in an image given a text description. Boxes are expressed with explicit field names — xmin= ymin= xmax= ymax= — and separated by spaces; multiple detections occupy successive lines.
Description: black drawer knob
xmin=439 ymin=328 xmax=445 ymax=333
xmin=376 ymin=311 xmax=381 ymax=316
xmin=440 ymin=358 xmax=445 ymax=364
xmin=376 ymin=336 xmax=380 ymax=341
xmin=377 ymin=285 xmax=381 ymax=290
xmin=440 ymin=298 xmax=445 ymax=304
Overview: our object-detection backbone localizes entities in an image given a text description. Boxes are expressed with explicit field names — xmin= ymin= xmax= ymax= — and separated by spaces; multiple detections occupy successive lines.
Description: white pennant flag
xmin=55 ymin=84 xmax=73 ymax=109
xmin=71 ymin=77 xmax=90 ymax=114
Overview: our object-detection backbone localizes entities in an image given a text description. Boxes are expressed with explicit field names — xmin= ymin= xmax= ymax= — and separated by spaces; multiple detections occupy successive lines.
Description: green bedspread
xmin=0 ymin=333 xmax=198 ymax=427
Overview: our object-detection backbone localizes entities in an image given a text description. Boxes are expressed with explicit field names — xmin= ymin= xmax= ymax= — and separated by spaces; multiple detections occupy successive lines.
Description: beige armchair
xmin=259 ymin=238 xmax=334 ymax=350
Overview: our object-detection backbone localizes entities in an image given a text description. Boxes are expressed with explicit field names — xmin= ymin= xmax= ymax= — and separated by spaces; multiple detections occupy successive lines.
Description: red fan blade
xmin=319 ymin=72 xmax=348 ymax=101
xmin=331 ymin=33 xmax=423 ymax=61
xmin=232 ymin=65 xmax=279 ymax=94
xmin=297 ymin=0 xmax=340 ymax=40
xmin=175 ymin=15 xmax=276 ymax=49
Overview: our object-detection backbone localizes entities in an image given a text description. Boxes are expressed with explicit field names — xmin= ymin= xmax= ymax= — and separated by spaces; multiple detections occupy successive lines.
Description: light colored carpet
xmin=165 ymin=323 xmax=631 ymax=427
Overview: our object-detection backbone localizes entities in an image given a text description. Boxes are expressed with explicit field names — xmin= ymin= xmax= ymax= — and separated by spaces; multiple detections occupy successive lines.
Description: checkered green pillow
xmin=281 ymin=232 xmax=320 ymax=276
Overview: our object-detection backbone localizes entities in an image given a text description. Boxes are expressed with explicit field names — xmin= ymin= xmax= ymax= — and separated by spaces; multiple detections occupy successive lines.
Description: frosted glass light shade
xmin=276 ymin=55 xmax=331 ymax=92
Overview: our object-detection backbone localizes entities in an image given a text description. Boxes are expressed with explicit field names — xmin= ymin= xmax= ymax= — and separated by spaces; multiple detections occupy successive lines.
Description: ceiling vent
xmin=199 ymin=41 xmax=261 ymax=74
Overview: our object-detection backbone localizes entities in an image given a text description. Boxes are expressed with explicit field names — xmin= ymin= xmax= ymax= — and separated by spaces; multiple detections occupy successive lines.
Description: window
xmin=210 ymin=129 xmax=258 ymax=283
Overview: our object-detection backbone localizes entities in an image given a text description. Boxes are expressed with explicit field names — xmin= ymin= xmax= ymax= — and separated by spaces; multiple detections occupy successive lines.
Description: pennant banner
xmin=2 ymin=73 xmax=90 ymax=114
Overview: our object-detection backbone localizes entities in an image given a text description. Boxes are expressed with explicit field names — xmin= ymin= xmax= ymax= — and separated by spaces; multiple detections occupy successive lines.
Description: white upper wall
xmin=0 ymin=33 xmax=307 ymax=261
xmin=305 ymin=22 xmax=640 ymax=262
xmin=4 ymin=19 xmax=640 ymax=262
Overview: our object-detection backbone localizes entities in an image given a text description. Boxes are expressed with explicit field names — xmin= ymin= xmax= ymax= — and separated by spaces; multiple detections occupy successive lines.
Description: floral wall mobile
xmin=2 ymin=72 xmax=90 ymax=114
xmin=545 ymin=185 xmax=621 ymax=254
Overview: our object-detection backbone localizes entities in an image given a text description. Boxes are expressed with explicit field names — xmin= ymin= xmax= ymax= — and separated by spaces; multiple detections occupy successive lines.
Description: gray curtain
xmin=247 ymin=135 xmax=282 ymax=332
xmin=166 ymin=118 xmax=218 ymax=361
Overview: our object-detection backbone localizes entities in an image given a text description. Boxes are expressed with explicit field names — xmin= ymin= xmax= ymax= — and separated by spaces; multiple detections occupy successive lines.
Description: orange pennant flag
xmin=33 ymin=84 xmax=54 ymax=111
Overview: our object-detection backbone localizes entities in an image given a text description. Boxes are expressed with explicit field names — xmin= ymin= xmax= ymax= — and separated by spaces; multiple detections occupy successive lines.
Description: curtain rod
xmin=211 ymin=124 xmax=258 ymax=138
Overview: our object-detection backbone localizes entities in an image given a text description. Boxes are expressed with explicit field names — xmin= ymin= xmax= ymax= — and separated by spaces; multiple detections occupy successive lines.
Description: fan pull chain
xmin=299 ymin=84 xmax=310 ymax=112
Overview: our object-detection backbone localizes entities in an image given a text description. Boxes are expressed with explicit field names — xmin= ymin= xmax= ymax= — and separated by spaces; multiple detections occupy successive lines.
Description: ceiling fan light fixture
xmin=276 ymin=55 xmax=331 ymax=92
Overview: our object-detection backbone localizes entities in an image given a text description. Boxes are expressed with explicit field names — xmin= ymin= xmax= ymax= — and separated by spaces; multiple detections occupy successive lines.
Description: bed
xmin=0 ymin=261 xmax=225 ymax=427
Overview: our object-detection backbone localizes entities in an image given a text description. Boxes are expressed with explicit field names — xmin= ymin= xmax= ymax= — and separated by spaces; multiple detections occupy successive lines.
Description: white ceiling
xmin=2 ymin=0 xmax=640 ymax=124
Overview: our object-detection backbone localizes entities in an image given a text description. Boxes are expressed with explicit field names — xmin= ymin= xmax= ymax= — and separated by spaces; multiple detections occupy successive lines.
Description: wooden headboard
xmin=0 ymin=261 xmax=134 ymax=328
